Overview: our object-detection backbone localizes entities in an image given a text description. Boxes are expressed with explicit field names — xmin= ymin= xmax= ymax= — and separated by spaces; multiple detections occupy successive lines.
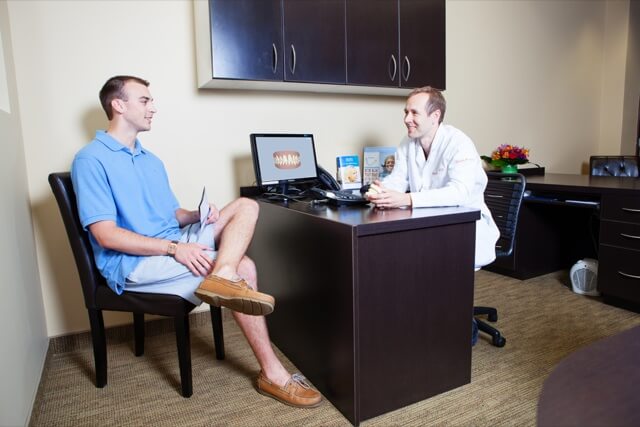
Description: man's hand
xmin=206 ymin=203 xmax=220 ymax=224
xmin=366 ymin=182 xmax=412 ymax=209
xmin=174 ymin=242 xmax=214 ymax=276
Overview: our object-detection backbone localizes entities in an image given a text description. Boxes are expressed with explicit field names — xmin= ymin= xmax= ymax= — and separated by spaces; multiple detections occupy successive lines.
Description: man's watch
xmin=167 ymin=240 xmax=179 ymax=257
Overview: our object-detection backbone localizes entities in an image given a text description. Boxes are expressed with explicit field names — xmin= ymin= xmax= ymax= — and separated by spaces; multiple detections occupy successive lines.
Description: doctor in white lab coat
xmin=366 ymin=86 xmax=500 ymax=268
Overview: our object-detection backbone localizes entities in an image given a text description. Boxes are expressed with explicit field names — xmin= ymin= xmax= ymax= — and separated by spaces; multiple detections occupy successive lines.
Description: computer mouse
xmin=359 ymin=184 xmax=370 ymax=195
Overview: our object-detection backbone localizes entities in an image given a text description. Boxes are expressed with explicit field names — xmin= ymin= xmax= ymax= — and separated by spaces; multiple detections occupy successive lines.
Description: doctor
xmin=366 ymin=86 xmax=500 ymax=268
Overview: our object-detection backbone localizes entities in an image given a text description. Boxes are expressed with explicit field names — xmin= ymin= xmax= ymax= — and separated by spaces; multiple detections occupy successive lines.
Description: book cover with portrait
xmin=363 ymin=147 xmax=396 ymax=184
xmin=336 ymin=155 xmax=362 ymax=190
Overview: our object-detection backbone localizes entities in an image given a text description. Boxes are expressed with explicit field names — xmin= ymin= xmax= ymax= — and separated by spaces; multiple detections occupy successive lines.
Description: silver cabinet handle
xmin=290 ymin=44 xmax=296 ymax=75
xmin=272 ymin=43 xmax=278 ymax=74
xmin=403 ymin=56 xmax=411 ymax=81
xmin=486 ymin=194 xmax=503 ymax=198
xmin=618 ymin=271 xmax=640 ymax=280
xmin=620 ymin=233 xmax=640 ymax=240
xmin=622 ymin=207 xmax=640 ymax=213
xmin=389 ymin=55 xmax=397 ymax=81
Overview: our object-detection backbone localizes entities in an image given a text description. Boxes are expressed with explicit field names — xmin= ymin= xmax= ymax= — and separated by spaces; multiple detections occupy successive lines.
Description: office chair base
xmin=476 ymin=317 xmax=506 ymax=347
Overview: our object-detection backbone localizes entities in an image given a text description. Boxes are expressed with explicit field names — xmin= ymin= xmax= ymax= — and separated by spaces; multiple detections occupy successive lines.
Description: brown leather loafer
xmin=256 ymin=372 xmax=322 ymax=408
xmin=194 ymin=275 xmax=275 ymax=316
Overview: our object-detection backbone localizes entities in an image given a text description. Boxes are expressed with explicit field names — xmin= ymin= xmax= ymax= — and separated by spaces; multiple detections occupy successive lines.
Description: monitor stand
xmin=261 ymin=181 xmax=305 ymax=202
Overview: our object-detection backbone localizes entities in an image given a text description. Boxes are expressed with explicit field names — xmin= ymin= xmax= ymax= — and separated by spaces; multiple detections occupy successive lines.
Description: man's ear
xmin=431 ymin=109 xmax=442 ymax=122
xmin=111 ymin=98 xmax=125 ymax=115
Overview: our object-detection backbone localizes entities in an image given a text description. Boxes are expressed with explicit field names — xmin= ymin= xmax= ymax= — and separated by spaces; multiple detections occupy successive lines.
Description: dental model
xmin=366 ymin=183 xmax=383 ymax=197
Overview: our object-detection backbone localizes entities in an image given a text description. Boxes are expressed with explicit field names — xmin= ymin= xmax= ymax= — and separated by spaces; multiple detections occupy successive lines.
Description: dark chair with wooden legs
xmin=48 ymin=172 xmax=225 ymax=397
xmin=476 ymin=172 xmax=526 ymax=347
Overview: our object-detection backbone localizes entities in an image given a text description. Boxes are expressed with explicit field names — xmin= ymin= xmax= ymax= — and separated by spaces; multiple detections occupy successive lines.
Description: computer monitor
xmin=250 ymin=133 xmax=319 ymax=196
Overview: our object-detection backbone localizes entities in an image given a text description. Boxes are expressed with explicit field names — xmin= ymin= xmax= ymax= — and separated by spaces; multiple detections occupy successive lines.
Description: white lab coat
xmin=382 ymin=124 xmax=500 ymax=268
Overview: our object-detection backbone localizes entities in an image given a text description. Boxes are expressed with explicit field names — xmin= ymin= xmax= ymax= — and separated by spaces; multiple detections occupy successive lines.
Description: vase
xmin=501 ymin=164 xmax=518 ymax=174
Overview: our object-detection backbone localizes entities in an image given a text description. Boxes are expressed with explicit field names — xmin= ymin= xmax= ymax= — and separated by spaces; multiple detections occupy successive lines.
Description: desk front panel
xmin=356 ymin=220 xmax=475 ymax=420
xmin=249 ymin=201 xmax=478 ymax=425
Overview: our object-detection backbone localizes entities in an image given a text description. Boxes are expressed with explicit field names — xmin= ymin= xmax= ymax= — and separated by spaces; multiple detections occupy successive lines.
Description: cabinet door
xmin=283 ymin=0 xmax=346 ymax=84
xmin=346 ymin=0 xmax=399 ymax=87
xmin=210 ymin=0 xmax=283 ymax=81
xmin=399 ymin=0 xmax=445 ymax=89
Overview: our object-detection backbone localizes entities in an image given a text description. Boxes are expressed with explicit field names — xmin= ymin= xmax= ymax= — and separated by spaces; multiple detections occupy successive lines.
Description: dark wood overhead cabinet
xmin=347 ymin=0 xmax=446 ymax=89
xmin=283 ymin=0 xmax=346 ymax=84
xmin=210 ymin=0 xmax=283 ymax=81
xmin=196 ymin=0 xmax=445 ymax=94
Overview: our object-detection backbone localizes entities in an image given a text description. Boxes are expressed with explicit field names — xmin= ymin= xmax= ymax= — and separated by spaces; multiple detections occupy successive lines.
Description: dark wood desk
xmin=248 ymin=200 xmax=480 ymax=425
xmin=486 ymin=173 xmax=640 ymax=307
xmin=537 ymin=325 xmax=640 ymax=427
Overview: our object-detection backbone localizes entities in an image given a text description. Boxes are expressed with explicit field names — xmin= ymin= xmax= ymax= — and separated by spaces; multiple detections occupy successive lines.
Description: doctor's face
xmin=404 ymin=93 xmax=440 ymax=142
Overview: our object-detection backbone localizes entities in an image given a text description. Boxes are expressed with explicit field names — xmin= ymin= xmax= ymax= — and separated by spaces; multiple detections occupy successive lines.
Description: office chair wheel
xmin=493 ymin=335 xmax=506 ymax=347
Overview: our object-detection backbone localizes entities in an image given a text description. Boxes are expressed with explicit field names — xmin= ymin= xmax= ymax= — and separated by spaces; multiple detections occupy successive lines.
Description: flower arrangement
xmin=481 ymin=144 xmax=530 ymax=169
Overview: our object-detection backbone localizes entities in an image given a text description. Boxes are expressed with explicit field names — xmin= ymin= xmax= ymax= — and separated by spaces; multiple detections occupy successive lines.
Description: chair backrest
xmin=589 ymin=156 xmax=639 ymax=177
xmin=484 ymin=172 xmax=526 ymax=258
xmin=48 ymin=172 xmax=106 ymax=309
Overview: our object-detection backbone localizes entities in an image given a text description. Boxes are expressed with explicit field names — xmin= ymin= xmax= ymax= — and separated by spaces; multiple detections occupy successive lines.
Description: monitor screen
xmin=250 ymin=133 xmax=318 ymax=192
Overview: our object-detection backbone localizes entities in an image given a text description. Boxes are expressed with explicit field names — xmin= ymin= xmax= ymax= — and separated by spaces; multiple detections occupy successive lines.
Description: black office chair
xmin=476 ymin=172 xmax=526 ymax=347
xmin=589 ymin=156 xmax=639 ymax=177
xmin=48 ymin=172 xmax=225 ymax=397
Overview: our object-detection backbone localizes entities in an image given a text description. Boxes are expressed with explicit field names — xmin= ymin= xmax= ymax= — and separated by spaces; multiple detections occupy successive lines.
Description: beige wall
xmin=0 ymin=1 xmax=48 ymax=425
xmin=5 ymin=0 xmax=634 ymax=337
xmin=622 ymin=0 xmax=640 ymax=154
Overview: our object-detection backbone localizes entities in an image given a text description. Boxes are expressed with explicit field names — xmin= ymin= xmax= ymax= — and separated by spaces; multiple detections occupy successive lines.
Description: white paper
xmin=198 ymin=186 xmax=210 ymax=237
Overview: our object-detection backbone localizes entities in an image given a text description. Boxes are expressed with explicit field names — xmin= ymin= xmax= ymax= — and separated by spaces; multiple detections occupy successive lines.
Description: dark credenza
xmin=247 ymin=201 xmax=479 ymax=425
xmin=485 ymin=173 xmax=640 ymax=306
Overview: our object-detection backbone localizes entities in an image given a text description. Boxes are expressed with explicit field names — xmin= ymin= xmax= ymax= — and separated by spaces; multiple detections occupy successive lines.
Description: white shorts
xmin=125 ymin=222 xmax=217 ymax=305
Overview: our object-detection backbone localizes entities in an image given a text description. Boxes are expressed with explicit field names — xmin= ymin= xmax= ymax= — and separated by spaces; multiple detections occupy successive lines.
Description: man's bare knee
xmin=237 ymin=197 xmax=259 ymax=219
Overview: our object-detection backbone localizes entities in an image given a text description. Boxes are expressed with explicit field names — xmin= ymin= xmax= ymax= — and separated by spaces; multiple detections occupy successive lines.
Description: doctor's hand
xmin=367 ymin=184 xmax=412 ymax=209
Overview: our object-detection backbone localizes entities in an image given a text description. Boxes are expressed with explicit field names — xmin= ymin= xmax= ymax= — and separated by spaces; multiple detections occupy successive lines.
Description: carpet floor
xmin=30 ymin=270 xmax=640 ymax=426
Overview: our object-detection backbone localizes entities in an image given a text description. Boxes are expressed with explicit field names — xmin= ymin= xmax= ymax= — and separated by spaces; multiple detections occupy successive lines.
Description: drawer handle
xmin=403 ymin=56 xmax=411 ymax=81
xmin=618 ymin=271 xmax=640 ymax=280
xmin=290 ymin=44 xmax=297 ymax=75
xmin=388 ymin=54 xmax=397 ymax=81
xmin=486 ymin=194 xmax=503 ymax=198
xmin=620 ymin=233 xmax=640 ymax=240
xmin=272 ymin=43 xmax=278 ymax=74
xmin=622 ymin=207 xmax=640 ymax=213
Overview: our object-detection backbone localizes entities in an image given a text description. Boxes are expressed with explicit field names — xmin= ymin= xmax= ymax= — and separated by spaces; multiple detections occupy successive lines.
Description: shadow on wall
xmin=580 ymin=161 xmax=590 ymax=175
xmin=81 ymin=106 xmax=107 ymax=143
xmin=32 ymin=194 xmax=87 ymax=332
xmin=233 ymin=154 xmax=256 ymax=196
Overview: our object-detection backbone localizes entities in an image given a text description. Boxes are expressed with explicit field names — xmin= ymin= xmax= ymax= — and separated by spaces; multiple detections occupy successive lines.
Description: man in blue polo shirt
xmin=71 ymin=75 xmax=321 ymax=408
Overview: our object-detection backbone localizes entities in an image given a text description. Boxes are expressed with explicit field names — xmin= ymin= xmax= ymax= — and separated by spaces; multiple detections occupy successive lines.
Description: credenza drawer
xmin=601 ymin=195 xmax=640 ymax=223
xmin=600 ymin=220 xmax=640 ymax=251
xmin=597 ymin=245 xmax=640 ymax=303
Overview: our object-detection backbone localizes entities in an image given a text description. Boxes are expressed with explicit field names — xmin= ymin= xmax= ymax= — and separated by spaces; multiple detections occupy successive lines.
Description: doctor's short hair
xmin=99 ymin=75 xmax=150 ymax=120
xmin=408 ymin=86 xmax=446 ymax=124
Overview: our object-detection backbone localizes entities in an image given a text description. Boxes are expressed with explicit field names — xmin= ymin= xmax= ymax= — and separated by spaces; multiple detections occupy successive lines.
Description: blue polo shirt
xmin=71 ymin=131 xmax=181 ymax=294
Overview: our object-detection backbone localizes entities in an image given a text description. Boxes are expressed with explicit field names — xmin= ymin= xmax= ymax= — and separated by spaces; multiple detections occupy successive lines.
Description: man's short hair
xmin=407 ymin=86 xmax=446 ymax=124
xmin=99 ymin=75 xmax=150 ymax=120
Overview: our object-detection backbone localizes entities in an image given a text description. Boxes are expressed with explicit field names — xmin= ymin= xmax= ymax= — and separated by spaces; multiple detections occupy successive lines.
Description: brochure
xmin=336 ymin=155 xmax=362 ymax=190
xmin=363 ymin=146 xmax=397 ymax=184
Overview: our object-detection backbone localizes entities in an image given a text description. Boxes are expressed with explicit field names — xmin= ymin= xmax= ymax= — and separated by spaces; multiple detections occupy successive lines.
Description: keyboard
xmin=308 ymin=187 xmax=369 ymax=206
